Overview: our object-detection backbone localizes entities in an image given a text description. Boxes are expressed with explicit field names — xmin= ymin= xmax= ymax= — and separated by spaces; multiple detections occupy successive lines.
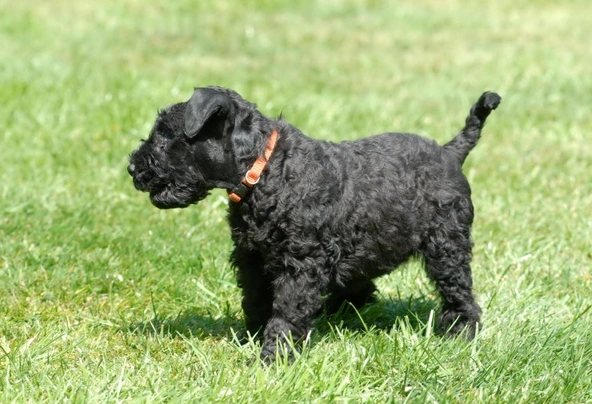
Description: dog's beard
xmin=145 ymin=165 xmax=211 ymax=209
xmin=149 ymin=181 xmax=210 ymax=209
xmin=129 ymin=155 xmax=211 ymax=209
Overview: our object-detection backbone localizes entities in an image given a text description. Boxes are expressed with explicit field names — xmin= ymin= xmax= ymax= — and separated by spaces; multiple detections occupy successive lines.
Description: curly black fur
xmin=128 ymin=86 xmax=501 ymax=361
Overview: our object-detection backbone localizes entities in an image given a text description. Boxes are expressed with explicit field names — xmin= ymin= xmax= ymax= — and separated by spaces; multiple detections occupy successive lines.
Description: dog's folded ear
xmin=184 ymin=87 xmax=232 ymax=138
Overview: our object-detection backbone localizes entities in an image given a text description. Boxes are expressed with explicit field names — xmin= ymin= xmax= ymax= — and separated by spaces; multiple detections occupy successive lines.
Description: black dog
xmin=128 ymin=86 xmax=501 ymax=361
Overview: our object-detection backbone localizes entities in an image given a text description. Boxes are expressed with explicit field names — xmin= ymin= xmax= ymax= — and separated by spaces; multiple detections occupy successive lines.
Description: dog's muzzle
xmin=127 ymin=159 xmax=165 ymax=194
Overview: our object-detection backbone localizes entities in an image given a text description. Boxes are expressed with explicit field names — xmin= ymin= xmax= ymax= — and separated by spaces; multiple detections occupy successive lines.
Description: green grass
xmin=1 ymin=0 xmax=591 ymax=402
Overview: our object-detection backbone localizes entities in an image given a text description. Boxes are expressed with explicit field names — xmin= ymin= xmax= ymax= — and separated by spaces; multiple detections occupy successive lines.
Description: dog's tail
xmin=444 ymin=91 xmax=501 ymax=165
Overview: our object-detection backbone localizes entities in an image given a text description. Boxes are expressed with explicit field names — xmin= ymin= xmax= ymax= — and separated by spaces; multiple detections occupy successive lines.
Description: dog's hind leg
xmin=422 ymin=208 xmax=482 ymax=340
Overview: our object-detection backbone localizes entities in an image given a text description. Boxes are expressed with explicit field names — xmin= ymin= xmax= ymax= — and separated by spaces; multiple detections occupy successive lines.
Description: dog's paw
xmin=259 ymin=349 xmax=276 ymax=366
xmin=259 ymin=340 xmax=299 ymax=365
xmin=438 ymin=309 xmax=481 ymax=341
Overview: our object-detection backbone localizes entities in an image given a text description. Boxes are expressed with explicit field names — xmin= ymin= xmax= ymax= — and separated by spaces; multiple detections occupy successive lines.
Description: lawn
xmin=1 ymin=0 xmax=591 ymax=402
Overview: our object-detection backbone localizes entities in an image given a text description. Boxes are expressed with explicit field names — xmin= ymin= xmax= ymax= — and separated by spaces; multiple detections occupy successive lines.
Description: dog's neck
xmin=227 ymin=129 xmax=278 ymax=203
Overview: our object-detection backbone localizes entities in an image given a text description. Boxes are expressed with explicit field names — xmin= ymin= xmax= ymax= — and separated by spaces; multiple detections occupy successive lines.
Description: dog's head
xmin=128 ymin=86 xmax=266 ymax=209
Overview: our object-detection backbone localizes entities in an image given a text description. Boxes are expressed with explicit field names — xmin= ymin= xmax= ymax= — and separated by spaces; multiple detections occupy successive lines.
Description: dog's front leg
xmin=260 ymin=263 xmax=325 ymax=362
xmin=232 ymin=248 xmax=274 ymax=339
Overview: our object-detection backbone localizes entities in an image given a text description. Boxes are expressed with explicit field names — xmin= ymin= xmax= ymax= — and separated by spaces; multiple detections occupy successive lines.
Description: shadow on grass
xmin=124 ymin=295 xmax=438 ymax=341
xmin=125 ymin=309 xmax=244 ymax=340
xmin=317 ymin=295 xmax=439 ymax=336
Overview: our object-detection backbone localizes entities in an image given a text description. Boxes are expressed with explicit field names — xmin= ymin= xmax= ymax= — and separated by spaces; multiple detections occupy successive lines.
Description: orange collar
xmin=228 ymin=130 xmax=278 ymax=203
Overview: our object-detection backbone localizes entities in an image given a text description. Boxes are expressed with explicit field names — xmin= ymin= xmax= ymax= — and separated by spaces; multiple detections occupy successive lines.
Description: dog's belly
xmin=320 ymin=211 xmax=420 ymax=286
xmin=336 ymin=253 xmax=412 ymax=283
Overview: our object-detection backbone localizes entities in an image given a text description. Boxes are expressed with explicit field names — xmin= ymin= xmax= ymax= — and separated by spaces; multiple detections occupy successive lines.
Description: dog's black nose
xmin=127 ymin=163 xmax=135 ymax=176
